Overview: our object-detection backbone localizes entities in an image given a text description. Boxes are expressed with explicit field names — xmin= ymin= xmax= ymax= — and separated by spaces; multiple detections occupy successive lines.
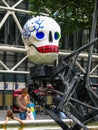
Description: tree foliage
xmin=29 ymin=0 xmax=95 ymax=36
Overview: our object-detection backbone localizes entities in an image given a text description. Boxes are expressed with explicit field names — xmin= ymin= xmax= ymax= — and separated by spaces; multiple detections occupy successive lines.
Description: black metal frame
xmin=28 ymin=1 xmax=98 ymax=130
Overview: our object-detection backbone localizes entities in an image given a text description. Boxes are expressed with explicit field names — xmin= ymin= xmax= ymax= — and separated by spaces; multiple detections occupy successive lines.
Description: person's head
xmin=7 ymin=110 xmax=14 ymax=119
xmin=21 ymin=88 xmax=28 ymax=96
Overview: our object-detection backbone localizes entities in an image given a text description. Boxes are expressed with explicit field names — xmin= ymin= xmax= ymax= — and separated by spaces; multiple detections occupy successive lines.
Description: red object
xmin=33 ymin=89 xmax=40 ymax=93
xmin=47 ymin=85 xmax=54 ymax=89
xmin=37 ymin=45 xmax=58 ymax=53
xmin=13 ymin=89 xmax=22 ymax=112
xmin=13 ymin=89 xmax=22 ymax=96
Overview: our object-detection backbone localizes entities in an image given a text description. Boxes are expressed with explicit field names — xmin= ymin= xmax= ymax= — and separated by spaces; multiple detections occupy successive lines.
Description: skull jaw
xmin=27 ymin=49 xmax=58 ymax=64
xmin=26 ymin=46 xmax=58 ymax=64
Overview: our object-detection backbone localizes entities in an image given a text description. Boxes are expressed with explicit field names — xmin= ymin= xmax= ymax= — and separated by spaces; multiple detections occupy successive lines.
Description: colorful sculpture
xmin=22 ymin=16 xmax=61 ymax=64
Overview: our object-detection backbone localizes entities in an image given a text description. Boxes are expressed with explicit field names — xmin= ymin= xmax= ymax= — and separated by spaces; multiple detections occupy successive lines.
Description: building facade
xmin=0 ymin=0 xmax=98 ymax=109
xmin=0 ymin=0 xmax=33 ymax=109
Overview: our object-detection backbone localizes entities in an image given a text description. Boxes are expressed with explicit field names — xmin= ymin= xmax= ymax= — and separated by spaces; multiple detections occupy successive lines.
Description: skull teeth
xmin=37 ymin=45 xmax=58 ymax=53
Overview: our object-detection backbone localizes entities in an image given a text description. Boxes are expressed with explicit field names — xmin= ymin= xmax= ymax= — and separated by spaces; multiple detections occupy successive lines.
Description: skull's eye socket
xmin=36 ymin=32 xmax=45 ymax=40
xmin=54 ymin=32 xmax=60 ymax=40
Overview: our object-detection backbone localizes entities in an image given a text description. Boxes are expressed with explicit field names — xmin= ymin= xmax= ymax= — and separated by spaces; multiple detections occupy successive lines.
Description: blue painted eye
xmin=54 ymin=32 xmax=60 ymax=40
xmin=36 ymin=32 xmax=45 ymax=40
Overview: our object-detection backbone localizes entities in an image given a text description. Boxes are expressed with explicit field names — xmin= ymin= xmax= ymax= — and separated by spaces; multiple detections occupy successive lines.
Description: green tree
xmin=29 ymin=0 xmax=95 ymax=34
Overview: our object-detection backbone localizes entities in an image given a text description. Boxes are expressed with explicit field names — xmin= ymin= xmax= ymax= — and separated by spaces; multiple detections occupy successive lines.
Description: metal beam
xmin=0 ymin=0 xmax=98 ymax=77
xmin=0 ymin=70 xmax=29 ymax=74
xmin=0 ymin=46 xmax=98 ymax=59
xmin=0 ymin=5 xmax=35 ymax=14
xmin=59 ymin=51 xmax=98 ymax=59
xmin=0 ymin=46 xmax=26 ymax=52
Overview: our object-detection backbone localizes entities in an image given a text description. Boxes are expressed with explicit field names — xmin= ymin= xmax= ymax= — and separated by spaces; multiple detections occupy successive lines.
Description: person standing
xmin=18 ymin=88 xmax=31 ymax=120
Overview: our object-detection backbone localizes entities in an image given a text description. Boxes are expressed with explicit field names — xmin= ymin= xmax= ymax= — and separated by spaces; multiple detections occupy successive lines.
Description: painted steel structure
xmin=0 ymin=0 xmax=98 ymax=76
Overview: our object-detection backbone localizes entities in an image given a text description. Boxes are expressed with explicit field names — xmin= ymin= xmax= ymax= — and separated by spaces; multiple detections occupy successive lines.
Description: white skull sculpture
xmin=22 ymin=16 xmax=61 ymax=64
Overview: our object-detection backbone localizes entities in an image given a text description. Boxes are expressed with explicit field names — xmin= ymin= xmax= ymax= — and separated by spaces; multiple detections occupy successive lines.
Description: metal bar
xmin=90 ymin=64 xmax=98 ymax=74
xmin=0 ymin=46 xmax=26 ymax=52
xmin=75 ymin=61 xmax=86 ymax=73
xmin=11 ymin=55 xmax=28 ymax=71
xmin=65 ymin=111 xmax=88 ymax=130
xmin=32 ymin=91 xmax=70 ymax=130
xmin=81 ymin=75 xmax=98 ymax=78
xmin=0 ymin=45 xmax=98 ymax=60
xmin=0 ymin=5 xmax=35 ymax=14
xmin=0 ymin=12 xmax=10 ymax=29
xmin=0 ymin=45 xmax=98 ymax=59
xmin=71 ymin=97 xmax=98 ymax=110
xmin=59 ymin=51 xmax=98 ymax=59
xmin=0 ymin=70 xmax=29 ymax=74
xmin=12 ymin=0 xmax=24 ymax=8
xmin=85 ymin=0 xmax=98 ymax=84
xmin=1 ymin=0 xmax=10 ymax=7
xmin=0 ymin=60 xmax=9 ymax=70
xmin=12 ymin=12 xmax=23 ymax=33
xmin=63 ymin=37 xmax=98 ymax=60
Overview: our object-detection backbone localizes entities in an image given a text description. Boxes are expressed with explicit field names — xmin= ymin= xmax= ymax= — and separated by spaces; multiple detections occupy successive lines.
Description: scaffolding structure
xmin=0 ymin=0 xmax=97 ymax=77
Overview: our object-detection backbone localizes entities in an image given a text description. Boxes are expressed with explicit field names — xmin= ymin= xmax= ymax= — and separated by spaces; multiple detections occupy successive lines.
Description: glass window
xmin=16 ymin=74 xmax=25 ymax=82
xmin=5 ymin=74 xmax=14 ymax=82
xmin=0 ymin=74 xmax=3 ymax=81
